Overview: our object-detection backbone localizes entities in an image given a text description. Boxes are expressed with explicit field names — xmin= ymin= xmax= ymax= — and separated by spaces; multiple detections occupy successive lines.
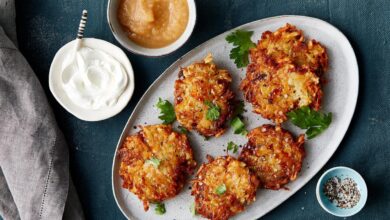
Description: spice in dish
xmin=118 ymin=0 xmax=189 ymax=48
xmin=323 ymin=176 xmax=361 ymax=208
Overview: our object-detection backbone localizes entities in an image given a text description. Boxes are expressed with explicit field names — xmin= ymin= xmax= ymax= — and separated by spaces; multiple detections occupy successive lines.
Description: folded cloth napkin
xmin=0 ymin=0 xmax=84 ymax=219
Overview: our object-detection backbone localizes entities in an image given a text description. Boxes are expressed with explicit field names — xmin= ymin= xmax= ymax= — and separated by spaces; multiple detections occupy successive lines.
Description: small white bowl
xmin=107 ymin=0 xmax=196 ymax=56
xmin=49 ymin=38 xmax=135 ymax=121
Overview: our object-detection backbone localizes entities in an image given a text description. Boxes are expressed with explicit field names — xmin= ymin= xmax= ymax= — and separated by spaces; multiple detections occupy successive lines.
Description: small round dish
xmin=316 ymin=166 xmax=368 ymax=217
xmin=49 ymin=38 xmax=135 ymax=121
xmin=107 ymin=0 xmax=197 ymax=57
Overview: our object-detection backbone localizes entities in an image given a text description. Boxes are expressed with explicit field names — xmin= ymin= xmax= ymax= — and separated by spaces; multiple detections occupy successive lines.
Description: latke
xmin=174 ymin=54 xmax=234 ymax=137
xmin=118 ymin=124 xmax=196 ymax=211
xmin=241 ymin=62 xmax=322 ymax=123
xmin=239 ymin=125 xmax=305 ymax=190
xmin=241 ymin=24 xmax=327 ymax=123
xmin=257 ymin=23 xmax=328 ymax=76
xmin=191 ymin=155 xmax=259 ymax=220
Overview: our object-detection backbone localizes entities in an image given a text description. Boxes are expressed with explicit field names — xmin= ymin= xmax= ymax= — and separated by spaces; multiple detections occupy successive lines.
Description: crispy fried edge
xmin=239 ymin=125 xmax=305 ymax=190
xmin=118 ymin=124 xmax=197 ymax=210
xmin=174 ymin=55 xmax=235 ymax=137
xmin=240 ymin=24 xmax=327 ymax=123
xmin=191 ymin=155 xmax=259 ymax=220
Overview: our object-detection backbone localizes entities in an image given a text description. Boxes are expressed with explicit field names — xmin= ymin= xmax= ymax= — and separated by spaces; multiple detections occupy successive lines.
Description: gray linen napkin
xmin=0 ymin=0 xmax=84 ymax=219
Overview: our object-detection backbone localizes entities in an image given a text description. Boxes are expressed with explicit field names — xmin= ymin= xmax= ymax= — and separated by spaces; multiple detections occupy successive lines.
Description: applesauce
xmin=118 ymin=0 xmax=189 ymax=48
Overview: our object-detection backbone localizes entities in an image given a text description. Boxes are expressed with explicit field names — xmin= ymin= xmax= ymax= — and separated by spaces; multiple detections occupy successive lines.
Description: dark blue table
xmin=15 ymin=0 xmax=390 ymax=219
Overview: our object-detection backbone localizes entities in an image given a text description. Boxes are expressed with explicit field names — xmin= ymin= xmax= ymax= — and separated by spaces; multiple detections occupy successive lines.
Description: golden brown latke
xmin=241 ymin=24 xmax=327 ymax=123
xmin=239 ymin=125 xmax=305 ymax=190
xmin=118 ymin=124 xmax=196 ymax=211
xmin=241 ymin=62 xmax=322 ymax=123
xmin=174 ymin=54 xmax=234 ymax=137
xmin=257 ymin=23 xmax=328 ymax=77
xmin=191 ymin=155 xmax=259 ymax=220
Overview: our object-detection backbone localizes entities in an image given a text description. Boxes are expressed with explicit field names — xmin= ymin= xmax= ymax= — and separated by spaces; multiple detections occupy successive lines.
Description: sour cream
xmin=61 ymin=47 xmax=128 ymax=110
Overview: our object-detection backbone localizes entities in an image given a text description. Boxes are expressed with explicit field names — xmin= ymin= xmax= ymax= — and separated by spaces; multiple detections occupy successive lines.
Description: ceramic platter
xmin=112 ymin=15 xmax=359 ymax=220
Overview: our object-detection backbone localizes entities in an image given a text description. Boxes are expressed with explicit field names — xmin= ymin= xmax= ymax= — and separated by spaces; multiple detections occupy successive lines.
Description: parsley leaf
xmin=155 ymin=202 xmax=166 ymax=215
xmin=189 ymin=202 xmax=197 ymax=216
xmin=177 ymin=125 xmax=189 ymax=134
xmin=226 ymin=30 xmax=256 ymax=68
xmin=205 ymin=101 xmax=221 ymax=121
xmin=156 ymin=98 xmax=176 ymax=124
xmin=287 ymin=106 xmax=332 ymax=139
xmin=229 ymin=101 xmax=248 ymax=135
xmin=145 ymin=157 xmax=161 ymax=168
xmin=230 ymin=117 xmax=248 ymax=135
xmin=227 ymin=141 xmax=239 ymax=153
xmin=215 ymin=184 xmax=226 ymax=195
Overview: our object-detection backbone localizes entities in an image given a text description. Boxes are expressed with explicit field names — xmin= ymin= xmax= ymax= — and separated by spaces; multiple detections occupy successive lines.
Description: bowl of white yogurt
xmin=49 ymin=38 xmax=134 ymax=121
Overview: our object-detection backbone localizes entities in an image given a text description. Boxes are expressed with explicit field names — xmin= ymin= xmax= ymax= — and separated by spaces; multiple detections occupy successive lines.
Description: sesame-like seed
xmin=323 ymin=177 xmax=361 ymax=209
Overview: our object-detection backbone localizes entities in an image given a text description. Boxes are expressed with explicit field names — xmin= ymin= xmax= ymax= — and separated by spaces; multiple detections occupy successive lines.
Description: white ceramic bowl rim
xmin=107 ymin=0 xmax=197 ymax=56
xmin=316 ymin=166 xmax=368 ymax=217
xmin=49 ymin=38 xmax=135 ymax=121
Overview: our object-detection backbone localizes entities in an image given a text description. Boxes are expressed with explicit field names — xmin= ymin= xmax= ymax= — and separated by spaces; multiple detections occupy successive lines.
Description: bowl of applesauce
xmin=107 ymin=0 xmax=196 ymax=56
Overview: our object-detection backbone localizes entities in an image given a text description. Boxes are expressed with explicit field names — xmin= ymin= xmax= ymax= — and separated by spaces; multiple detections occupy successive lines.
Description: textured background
xmin=14 ymin=0 xmax=390 ymax=219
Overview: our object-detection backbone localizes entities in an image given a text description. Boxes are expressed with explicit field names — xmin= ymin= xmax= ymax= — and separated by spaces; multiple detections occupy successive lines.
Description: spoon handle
xmin=77 ymin=10 xmax=88 ymax=39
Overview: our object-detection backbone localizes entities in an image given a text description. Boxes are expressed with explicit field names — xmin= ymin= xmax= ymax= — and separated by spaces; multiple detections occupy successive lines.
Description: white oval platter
xmin=111 ymin=15 xmax=359 ymax=220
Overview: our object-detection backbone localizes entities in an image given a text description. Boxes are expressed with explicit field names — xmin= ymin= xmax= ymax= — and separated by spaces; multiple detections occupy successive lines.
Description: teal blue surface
xmin=15 ymin=0 xmax=390 ymax=219
xmin=316 ymin=167 xmax=368 ymax=217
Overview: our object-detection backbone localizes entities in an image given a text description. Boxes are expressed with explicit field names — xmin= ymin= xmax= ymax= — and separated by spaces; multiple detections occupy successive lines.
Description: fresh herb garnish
xmin=178 ymin=125 xmax=189 ymax=134
xmin=205 ymin=101 xmax=221 ymax=121
xmin=229 ymin=101 xmax=248 ymax=135
xmin=215 ymin=184 xmax=226 ymax=195
xmin=230 ymin=117 xmax=248 ymax=135
xmin=189 ymin=202 xmax=197 ymax=216
xmin=155 ymin=202 xmax=166 ymax=215
xmin=156 ymin=98 xmax=176 ymax=124
xmin=145 ymin=157 xmax=161 ymax=168
xmin=226 ymin=30 xmax=256 ymax=68
xmin=287 ymin=106 xmax=332 ymax=139
xmin=227 ymin=141 xmax=239 ymax=153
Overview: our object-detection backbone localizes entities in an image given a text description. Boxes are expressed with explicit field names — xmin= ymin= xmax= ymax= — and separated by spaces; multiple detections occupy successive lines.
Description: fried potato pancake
xmin=257 ymin=23 xmax=328 ymax=76
xmin=118 ymin=124 xmax=196 ymax=211
xmin=239 ymin=125 xmax=305 ymax=190
xmin=241 ymin=24 xmax=327 ymax=123
xmin=174 ymin=54 xmax=234 ymax=137
xmin=192 ymin=155 xmax=259 ymax=220
xmin=241 ymin=62 xmax=322 ymax=123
